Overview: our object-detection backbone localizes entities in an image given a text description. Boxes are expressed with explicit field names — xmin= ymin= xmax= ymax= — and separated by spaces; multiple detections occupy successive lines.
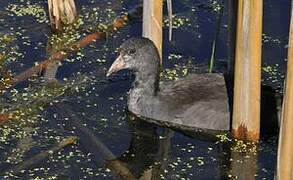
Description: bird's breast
xmin=128 ymin=89 xmax=142 ymax=115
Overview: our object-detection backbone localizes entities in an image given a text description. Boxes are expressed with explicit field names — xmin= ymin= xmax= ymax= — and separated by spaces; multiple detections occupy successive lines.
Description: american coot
xmin=107 ymin=37 xmax=230 ymax=131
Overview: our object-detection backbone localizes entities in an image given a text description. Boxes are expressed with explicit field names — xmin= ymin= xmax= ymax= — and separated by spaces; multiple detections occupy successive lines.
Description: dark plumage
xmin=107 ymin=37 xmax=230 ymax=131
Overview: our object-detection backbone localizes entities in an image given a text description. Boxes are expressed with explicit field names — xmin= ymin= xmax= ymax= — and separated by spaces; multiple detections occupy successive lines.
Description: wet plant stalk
xmin=208 ymin=6 xmax=223 ymax=73
xmin=167 ymin=0 xmax=173 ymax=42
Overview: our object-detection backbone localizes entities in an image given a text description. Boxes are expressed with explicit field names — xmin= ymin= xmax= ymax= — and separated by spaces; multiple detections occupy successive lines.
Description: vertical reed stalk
xmin=277 ymin=1 xmax=293 ymax=179
xmin=208 ymin=5 xmax=224 ymax=73
xmin=142 ymin=0 xmax=163 ymax=63
xmin=232 ymin=0 xmax=263 ymax=141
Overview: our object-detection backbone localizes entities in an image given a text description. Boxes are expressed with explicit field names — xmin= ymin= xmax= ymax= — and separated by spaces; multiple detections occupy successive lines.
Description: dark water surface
xmin=0 ymin=0 xmax=290 ymax=179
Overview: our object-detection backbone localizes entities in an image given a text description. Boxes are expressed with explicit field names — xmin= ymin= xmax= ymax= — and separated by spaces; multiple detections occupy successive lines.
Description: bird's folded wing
xmin=155 ymin=73 xmax=230 ymax=131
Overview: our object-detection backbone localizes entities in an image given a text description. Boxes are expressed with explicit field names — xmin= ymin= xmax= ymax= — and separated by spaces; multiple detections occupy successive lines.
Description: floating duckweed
xmin=168 ymin=53 xmax=183 ymax=61
xmin=164 ymin=15 xmax=190 ymax=28
xmin=47 ymin=16 xmax=84 ymax=57
xmin=0 ymin=33 xmax=18 ymax=91
xmin=95 ymin=58 xmax=106 ymax=64
xmin=197 ymin=157 xmax=205 ymax=166
xmin=262 ymin=34 xmax=282 ymax=44
xmin=231 ymin=139 xmax=258 ymax=154
xmin=82 ymin=6 xmax=117 ymax=32
xmin=160 ymin=62 xmax=192 ymax=81
xmin=64 ymin=16 xmax=85 ymax=31
xmin=0 ymin=73 xmax=94 ymax=141
xmin=216 ymin=134 xmax=257 ymax=153
xmin=0 ymin=69 xmax=13 ymax=91
xmin=262 ymin=63 xmax=284 ymax=93
xmin=0 ymin=33 xmax=16 ymax=45
xmin=210 ymin=0 xmax=222 ymax=12
xmin=0 ymin=33 xmax=20 ymax=57
xmin=216 ymin=133 xmax=231 ymax=143
xmin=263 ymin=65 xmax=278 ymax=76
xmin=7 ymin=4 xmax=48 ymax=23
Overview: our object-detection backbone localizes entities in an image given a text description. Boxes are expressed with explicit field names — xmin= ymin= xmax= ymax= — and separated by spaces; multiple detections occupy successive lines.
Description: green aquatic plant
xmin=216 ymin=134 xmax=258 ymax=154
xmin=216 ymin=133 xmax=231 ymax=143
xmin=6 ymin=4 xmax=48 ymax=23
xmin=163 ymin=15 xmax=190 ymax=29
xmin=262 ymin=63 xmax=284 ymax=93
xmin=79 ymin=4 xmax=119 ymax=33
xmin=262 ymin=34 xmax=282 ymax=44
xmin=262 ymin=64 xmax=279 ymax=76
xmin=8 ymin=83 xmax=67 ymax=120
xmin=0 ymin=73 xmax=95 ymax=168
xmin=208 ymin=3 xmax=223 ymax=73
xmin=46 ymin=3 xmax=120 ymax=62
xmin=209 ymin=0 xmax=223 ymax=13
xmin=47 ymin=16 xmax=84 ymax=56
xmin=231 ymin=139 xmax=258 ymax=154
xmin=0 ymin=71 xmax=96 ymax=127
xmin=0 ymin=68 xmax=12 ymax=92
xmin=0 ymin=33 xmax=23 ymax=64
xmin=0 ymin=33 xmax=18 ymax=92
xmin=0 ymin=33 xmax=16 ymax=45
xmin=161 ymin=55 xmax=193 ymax=81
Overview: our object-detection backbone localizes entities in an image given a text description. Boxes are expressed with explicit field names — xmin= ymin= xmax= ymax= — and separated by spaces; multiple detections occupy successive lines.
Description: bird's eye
xmin=115 ymin=48 xmax=122 ymax=53
xmin=128 ymin=49 xmax=136 ymax=55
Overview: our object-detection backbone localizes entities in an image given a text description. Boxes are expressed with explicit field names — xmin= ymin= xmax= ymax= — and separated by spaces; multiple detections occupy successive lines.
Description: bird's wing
xmin=158 ymin=73 xmax=228 ymax=107
xmin=156 ymin=73 xmax=230 ymax=130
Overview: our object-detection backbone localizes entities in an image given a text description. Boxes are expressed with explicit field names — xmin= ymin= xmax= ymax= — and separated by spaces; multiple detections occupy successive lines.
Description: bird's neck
xmin=133 ymin=68 xmax=159 ymax=96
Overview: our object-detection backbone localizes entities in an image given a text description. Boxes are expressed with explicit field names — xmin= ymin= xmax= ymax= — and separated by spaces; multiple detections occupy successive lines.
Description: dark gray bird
xmin=107 ymin=37 xmax=230 ymax=131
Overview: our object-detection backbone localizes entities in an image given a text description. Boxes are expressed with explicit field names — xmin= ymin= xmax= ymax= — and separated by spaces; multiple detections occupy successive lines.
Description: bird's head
xmin=106 ymin=37 xmax=160 ymax=77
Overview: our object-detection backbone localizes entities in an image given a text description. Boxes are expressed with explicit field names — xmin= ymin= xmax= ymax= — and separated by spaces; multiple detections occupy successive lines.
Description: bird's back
xmin=130 ymin=73 xmax=230 ymax=131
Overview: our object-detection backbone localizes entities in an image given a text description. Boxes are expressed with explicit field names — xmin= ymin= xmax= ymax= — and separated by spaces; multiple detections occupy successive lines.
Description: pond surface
xmin=0 ymin=0 xmax=290 ymax=179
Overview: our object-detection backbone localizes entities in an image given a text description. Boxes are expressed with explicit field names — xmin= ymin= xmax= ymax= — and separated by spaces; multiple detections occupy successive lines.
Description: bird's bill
xmin=106 ymin=54 xmax=125 ymax=77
